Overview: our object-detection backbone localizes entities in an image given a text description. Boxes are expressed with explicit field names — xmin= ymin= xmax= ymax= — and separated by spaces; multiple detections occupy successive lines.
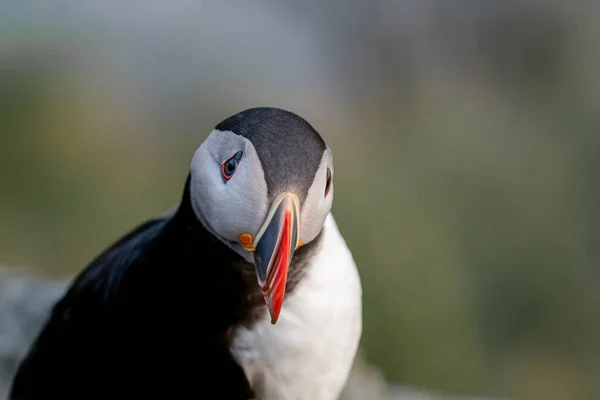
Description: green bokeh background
xmin=1 ymin=2 xmax=599 ymax=399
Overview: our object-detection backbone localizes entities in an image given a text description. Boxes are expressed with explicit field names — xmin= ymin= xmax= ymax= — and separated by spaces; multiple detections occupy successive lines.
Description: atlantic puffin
xmin=9 ymin=107 xmax=363 ymax=400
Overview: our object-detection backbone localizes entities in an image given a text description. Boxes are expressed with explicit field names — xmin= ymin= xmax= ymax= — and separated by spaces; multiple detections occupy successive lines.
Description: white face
xmin=189 ymin=129 xmax=334 ymax=263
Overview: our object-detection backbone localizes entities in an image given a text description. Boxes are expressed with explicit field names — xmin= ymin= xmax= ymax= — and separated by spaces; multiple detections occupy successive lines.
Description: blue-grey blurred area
xmin=1 ymin=1 xmax=599 ymax=399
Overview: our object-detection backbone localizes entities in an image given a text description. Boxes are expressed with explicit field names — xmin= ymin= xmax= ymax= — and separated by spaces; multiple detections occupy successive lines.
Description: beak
xmin=253 ymin=192 xmax=300 ymax=324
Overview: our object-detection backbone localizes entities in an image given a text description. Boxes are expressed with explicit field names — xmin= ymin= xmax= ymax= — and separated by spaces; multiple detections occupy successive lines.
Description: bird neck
xmin=150 ymin=173 xmax=325 ymax=331
xmin=151 ymin=175 xmax=266 ymax=331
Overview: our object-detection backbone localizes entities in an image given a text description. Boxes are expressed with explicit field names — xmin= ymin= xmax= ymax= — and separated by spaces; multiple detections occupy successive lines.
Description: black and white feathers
xmin=9 ymin=107 xmax=362 ymax=400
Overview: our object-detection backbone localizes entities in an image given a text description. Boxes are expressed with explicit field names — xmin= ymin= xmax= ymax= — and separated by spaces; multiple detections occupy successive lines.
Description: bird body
xmin=9 ymin=107 xmax=362 ymax=400
xmin=231 ymin=213 xmax=362 ymax=399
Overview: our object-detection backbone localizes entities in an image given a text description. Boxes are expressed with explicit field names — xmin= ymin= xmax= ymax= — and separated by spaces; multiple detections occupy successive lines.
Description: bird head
xmin=189 ymin=107 xmax=334 ymax=324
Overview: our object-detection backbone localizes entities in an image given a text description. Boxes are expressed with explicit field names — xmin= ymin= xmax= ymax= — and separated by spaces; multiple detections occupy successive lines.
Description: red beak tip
xmin=266 ymin=298 xmax=283 ymax=325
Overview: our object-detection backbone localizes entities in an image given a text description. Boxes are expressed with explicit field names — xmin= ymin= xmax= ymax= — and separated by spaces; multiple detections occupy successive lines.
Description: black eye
xmin=221 ymin=151 xmax=243 ymax=182
xmin=324 ymin=167 xmax=332 ymax=197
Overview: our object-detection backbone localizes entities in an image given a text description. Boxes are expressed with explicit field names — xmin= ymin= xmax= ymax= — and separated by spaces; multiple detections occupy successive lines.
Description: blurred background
xmin=1 ymin=1 xmax=599 ymax=399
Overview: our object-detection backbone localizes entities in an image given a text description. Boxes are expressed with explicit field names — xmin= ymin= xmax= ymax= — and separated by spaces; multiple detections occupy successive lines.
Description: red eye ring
xmin=221 ymin=150 xmax=244 ymax=183
xmin=324 ymin=167 xmax=332 ymax=197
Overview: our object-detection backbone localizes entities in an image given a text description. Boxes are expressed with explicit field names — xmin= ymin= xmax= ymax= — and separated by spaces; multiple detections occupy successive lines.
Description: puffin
xmin=9 ymin=107 xmax=363 ymax=400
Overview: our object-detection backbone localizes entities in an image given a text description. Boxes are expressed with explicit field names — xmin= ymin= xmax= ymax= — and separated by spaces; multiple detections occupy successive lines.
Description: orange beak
xmin=253 ymin=193 xmax=300 ymax=324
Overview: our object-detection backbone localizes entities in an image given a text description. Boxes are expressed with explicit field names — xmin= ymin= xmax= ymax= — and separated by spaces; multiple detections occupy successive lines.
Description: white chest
xmin=230 ymin=214 xmax=362 ymax=400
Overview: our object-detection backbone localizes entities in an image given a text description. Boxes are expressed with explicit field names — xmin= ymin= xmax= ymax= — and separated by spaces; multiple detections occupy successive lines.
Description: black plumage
xmin=9 ymin=176 xmax=257 ymax=399
xmin=9 ymin=107 xmax=327 ymax=400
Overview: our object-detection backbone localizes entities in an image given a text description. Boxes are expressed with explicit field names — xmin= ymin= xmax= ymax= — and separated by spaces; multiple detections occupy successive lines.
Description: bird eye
xmin=324 ymin=167 xmax=332 ymax=197
xmin=221 ymin=150 xmax=243 ymax=182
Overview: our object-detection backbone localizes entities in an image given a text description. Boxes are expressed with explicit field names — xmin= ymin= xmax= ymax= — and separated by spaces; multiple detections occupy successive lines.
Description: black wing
xmin=8 ymin=215 xmax=171 ymax=399
xmin=10 ymin=203 xmax=254 ymax=399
